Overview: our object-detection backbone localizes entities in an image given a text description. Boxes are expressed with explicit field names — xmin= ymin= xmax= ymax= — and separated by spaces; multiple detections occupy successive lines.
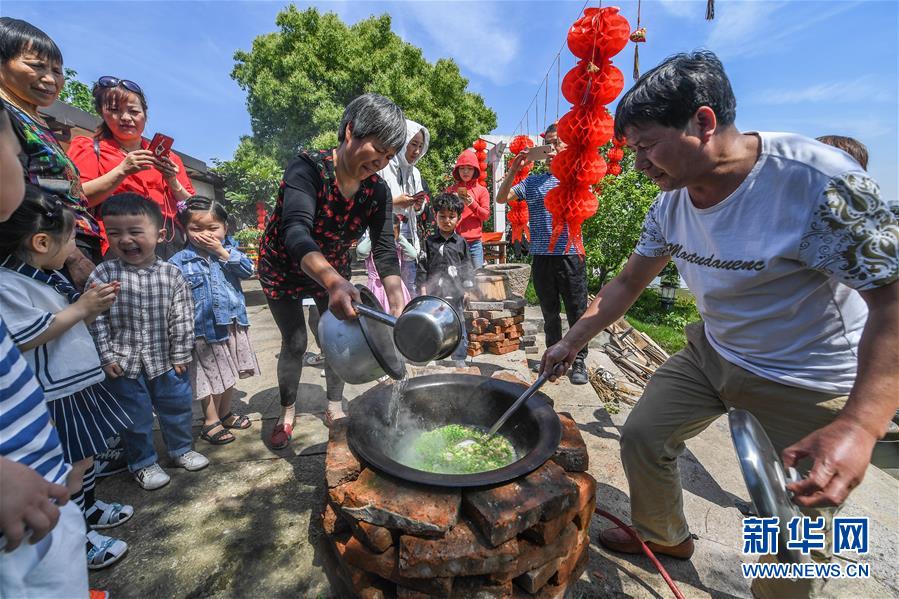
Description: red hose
xmin=594 ymin=507 xmax=687 ymax=599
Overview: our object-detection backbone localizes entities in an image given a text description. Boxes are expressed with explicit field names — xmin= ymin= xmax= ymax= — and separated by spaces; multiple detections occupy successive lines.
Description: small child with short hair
xmin=816 ymin=135 xmax=868 ymax=170
xmin=88 ymin=193 xmax=207 ymax=491
xmin=415 ymin=193 xmax=475 ymax=365
xmin=169 ymin=196 xmax=260 ymax=446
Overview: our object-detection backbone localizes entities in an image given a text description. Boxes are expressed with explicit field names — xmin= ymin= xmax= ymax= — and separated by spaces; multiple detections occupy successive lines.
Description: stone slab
xmin=399 ymin=519 xmax=518 ymax=578
xmin=550 ymin=412 xmax=589 ymax=472
xmin=340 ymin=468 xmax=461 ymax=537
xmin=520 ymin=503 xmax=577 ymax=546
xmin=490 ymin=370 xmax=532 ymax=387
xmin=326 ymin=418 xmax=363 ymax=489
xmin=462 ymin=461 xmax=578 ymax=546
xmin=468 ymin=301 xmax=505 ymax=311
xmin=503 ymin=297 xmax=528 ymax=311
xmin=525 ymin=346 xmax=540 ymax=354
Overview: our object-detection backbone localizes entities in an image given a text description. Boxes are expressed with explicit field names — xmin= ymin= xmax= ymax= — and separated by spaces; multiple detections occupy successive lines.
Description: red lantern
xmin=607 ymin=162 xmax=622 ymax=176
xmin=607 ymin=147 xmax=624 ymax=162
xmin=507 ymin=199 xmax=530 ymax=243
xmin=509 ymin=135 xmax=534 ymax=156
xmin=255 ymin=201 xmax=266 ymax=230
xmin=561 ymin=60 xmax=624 ymax=107
xmin=473 ymin=138 xmax=487 ymax=151
xmin=566 ymin=7 xmax=630 ymax=62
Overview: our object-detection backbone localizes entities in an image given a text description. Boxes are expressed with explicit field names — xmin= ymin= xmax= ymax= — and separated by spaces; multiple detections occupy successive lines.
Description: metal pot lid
xmin=728 ymin=409 xmax=805 ymax=564
xmin=355 ymin=285 xmax=406 ymax=380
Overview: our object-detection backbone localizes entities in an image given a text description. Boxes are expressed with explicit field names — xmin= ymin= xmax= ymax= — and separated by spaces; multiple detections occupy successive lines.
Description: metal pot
xmin=318 ymin=286 xmax=405 ymax=384
xmin=347 ymin=374 xmax=562 ymax=487
xmin=393 ymin=296 xmax=463 ymax=363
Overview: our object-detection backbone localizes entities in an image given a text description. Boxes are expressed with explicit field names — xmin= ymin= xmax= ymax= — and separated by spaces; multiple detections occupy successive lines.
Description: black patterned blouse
xmin=258 ymin=149 xmax=400 ymax=300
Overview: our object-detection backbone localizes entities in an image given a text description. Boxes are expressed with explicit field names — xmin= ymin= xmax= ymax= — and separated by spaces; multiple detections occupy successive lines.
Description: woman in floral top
xmin=0 ymin=18 xmax=100 ymax=289
xmin=258 ymin=93 xmax=407 ymax=447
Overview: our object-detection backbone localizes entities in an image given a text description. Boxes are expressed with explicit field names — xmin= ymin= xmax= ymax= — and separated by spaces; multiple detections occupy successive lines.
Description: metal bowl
xmin=317 ymin=286 xmax=405 ymax=384
xmin=347 ymin=374 xmax=562 ymax=487
xmin=393 ymin=296 xmax=463 ymax=363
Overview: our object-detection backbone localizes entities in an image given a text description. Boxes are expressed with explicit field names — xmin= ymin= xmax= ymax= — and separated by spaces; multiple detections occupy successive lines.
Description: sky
xmin=5 ymin=0 xmax=897 ymax=199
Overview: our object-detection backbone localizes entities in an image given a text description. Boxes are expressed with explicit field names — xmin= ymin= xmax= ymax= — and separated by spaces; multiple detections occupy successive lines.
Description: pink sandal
xmin=269 ymin=423 xmax=293 ymax=449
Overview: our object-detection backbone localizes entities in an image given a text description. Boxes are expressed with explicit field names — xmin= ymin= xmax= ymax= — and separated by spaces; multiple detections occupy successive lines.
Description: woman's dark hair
xmin=816 ymin=135 xmax=868 ymax=170
xmin=177 ymin=195 xmax=229 ymax=228
xmin=92 ymin=82 xmax=148 ymax=141
xmin=101 ymin=192 xmax=163 ymax=229
xmin=614 ymin=50 xmax=736 ymax=139
xmin=0 ymin=17 xmax=63 ymax=66
xmin=338 ymin=93 xmax=406 ymax=153
xmin=0 ymin=184 xmax=74 ymax=259
xmin=432 ymin=192 xmax=463 ymax=216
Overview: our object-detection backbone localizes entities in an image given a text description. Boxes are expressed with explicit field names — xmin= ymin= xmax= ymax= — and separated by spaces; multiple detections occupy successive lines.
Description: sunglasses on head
xmin=97 ymin=76 xmax=143 ymax=96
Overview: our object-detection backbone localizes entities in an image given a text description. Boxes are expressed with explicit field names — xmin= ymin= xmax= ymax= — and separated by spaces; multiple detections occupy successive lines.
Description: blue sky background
xmin=6 ymin=1 xmax=896 ymax=199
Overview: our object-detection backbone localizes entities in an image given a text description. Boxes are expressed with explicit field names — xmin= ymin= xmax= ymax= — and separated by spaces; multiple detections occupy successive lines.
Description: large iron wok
xmin=347 ymin=374 xmax=562 ymax=487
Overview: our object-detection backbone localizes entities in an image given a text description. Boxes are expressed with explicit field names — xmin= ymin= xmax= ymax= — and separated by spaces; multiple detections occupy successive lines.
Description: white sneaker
xmin=133 ymin=463 xmax=170 ymax=490
xmin=173 ymin=450 xmax=209 ymax=471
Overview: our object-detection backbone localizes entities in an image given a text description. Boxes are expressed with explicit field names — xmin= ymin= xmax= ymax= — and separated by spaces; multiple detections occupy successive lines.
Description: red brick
xmin=337 ymin=536 xmax=453 ymax=597
xmin=512 ymin=523 xmax=579 ymax=578
xmin=463 ymin=461 xmax=578 ymax=546
xmin=350 ymin=519 xmax=394 ymax=554
xmin=467 ymin=347 xmax=484 ymax=357
xmin=326 ymin=418 xmax=363 ymax=489
xmin=513 ymin=579 xmax=566 ymax=599
xmin=550 ymin=528 xmax=589 ymax=586
xmin=569 ymin=472 xmax=597 ymax=515
xmin=491 ymin=315 xmax=525 ymax=327
xmin=399 ymin=520 xmax=518 ymax=578
xmin=340 ymin=468 xmax=461 ymax=537
xmin=550 ymin=413 xmax=589 ymax=472
xmin=451 ymin=576 xmax=513 ymax=598
xmin=520 ymin=504 xmax=577 ymax=546
xmin=490 ymin=370 xmax=532 ymax=388
xmin=513 ymin=556 xmax=562 ymax=594
xmin=322 ymin=501 xmax=349 ymax=536
xmin=487 ymin=343 xmax=519 ymax=355
xmin=574 ymin=496 xmax=596 ymax=531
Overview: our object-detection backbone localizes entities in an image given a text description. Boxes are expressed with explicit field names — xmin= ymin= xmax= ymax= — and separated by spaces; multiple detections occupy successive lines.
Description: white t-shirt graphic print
xmin=635 ymin=132 xmax=898 ymax=393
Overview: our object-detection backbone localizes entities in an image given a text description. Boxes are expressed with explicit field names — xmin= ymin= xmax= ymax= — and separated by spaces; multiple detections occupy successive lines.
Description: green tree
xmin=582 ymin=149 xmax=660 ymax=289
xmin=211 ymin=137 xmax=282 ymax=228
xmin=59 ymin=68 xmax=96 ymax=115
xmin=230 ymin=6 xmax=497 ymax=192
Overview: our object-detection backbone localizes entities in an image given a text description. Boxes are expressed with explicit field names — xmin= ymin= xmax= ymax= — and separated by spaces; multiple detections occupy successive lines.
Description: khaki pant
xmin=621 ymin=323 xmax=846 ymax=598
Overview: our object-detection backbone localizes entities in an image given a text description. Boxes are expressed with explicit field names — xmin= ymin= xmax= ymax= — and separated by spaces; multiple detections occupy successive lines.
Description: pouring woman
xmin=67 ymin=76 xmax=194 ymax=259
xmin=258 ymin=93 xmax=407 ymax=448
xmin=0 ymin=18 xmax=100 ymax=288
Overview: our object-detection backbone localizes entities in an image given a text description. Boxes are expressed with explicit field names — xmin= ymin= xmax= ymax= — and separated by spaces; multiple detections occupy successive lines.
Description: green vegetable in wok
xmin=406 ymin=424 xmax=516 ymax=474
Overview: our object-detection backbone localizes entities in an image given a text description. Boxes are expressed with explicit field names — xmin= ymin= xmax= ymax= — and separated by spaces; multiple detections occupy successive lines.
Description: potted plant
xmin=233 ymin=227 xmax=263 ymax=268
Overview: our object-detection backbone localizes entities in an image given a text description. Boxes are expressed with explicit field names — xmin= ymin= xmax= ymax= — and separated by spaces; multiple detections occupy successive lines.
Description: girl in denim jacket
xmin=170 ymin=196 xmax=260 ymax=445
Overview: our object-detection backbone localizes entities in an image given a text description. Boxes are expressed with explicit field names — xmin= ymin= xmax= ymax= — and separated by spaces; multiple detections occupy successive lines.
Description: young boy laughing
xmin=88 ymin=193 xmax=207 ymax=490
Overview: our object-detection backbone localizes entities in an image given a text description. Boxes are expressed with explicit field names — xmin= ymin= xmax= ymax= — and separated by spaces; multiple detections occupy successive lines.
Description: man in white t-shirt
xmin=540 ymin=51 xmax=898 ymax=597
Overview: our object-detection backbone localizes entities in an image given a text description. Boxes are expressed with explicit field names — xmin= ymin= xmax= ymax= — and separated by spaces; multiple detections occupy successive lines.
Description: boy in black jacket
xmin=416 ymin=193 xmax=474 ymax=365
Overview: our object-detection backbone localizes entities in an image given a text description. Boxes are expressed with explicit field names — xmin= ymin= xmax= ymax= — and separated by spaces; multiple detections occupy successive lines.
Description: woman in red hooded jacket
xmin=445 ymin=148 xmax=490 ymax=268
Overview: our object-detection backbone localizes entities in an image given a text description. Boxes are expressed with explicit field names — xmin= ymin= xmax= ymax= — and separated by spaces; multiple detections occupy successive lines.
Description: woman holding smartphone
xmin=67 ymin=77 xmax=194 ymax=258
xmin=378 ymin=119 xmax=431 ymax=291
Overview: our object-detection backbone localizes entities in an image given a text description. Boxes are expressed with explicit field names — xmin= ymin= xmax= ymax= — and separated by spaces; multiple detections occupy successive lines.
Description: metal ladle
xmin=456 ymin=364 xmax=566 ymax=448
xmin=352 ymin=296 xmax=463 ymax=363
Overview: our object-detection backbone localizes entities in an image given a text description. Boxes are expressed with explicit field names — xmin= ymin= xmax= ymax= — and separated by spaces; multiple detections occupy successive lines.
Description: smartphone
xmin=148 ymin=133 xmax=174 ymax=159
xmin=526 ymin=144 xmax=554 ymax=161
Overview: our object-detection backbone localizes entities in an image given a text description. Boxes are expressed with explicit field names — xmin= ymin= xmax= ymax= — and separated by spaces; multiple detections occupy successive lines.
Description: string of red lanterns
xmin=506 ymin=134 xmax=534 ymax=244
xmin=472 ymin=138 xmax=488 ymax=186
xmin=545 ymin=6 xmax=630 ymax=255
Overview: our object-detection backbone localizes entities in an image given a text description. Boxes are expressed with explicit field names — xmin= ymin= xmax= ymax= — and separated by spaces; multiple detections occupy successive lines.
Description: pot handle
xmin=352 ymin=302 xmax=398 ymax=327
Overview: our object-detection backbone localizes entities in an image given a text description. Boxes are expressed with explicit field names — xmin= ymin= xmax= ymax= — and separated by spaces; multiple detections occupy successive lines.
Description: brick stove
xmin=322 ymin=411 xmax=595 ymax=598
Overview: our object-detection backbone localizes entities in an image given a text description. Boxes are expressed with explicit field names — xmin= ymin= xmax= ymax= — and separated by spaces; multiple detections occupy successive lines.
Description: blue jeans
xmin=467 ymin=240 xmax=484 ymax=270
xmin=401 ymin=259 xmax=417 ymax=295
xmin=105 ymin=369 xmax=194 ymax=471
xmin=450 ymin=299 xmax=469 ymax=361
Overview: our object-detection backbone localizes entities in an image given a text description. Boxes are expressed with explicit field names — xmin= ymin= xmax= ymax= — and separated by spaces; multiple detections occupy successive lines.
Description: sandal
xmin=221 ymin=412 xmax=251 ymax=430
xmin=85 ymin=499 xmax=134 ymax=529
xmin=200 ymin=421 xmax=235 ymax=445
xmin=270 ymin=422 xmax=293 ymax=449
xmin=86 ymin=530 xmax=128 ymax=570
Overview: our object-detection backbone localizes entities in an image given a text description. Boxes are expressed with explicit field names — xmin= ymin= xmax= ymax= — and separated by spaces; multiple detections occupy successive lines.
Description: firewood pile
xmin=590 ymin=318 xmax=669 ymax=405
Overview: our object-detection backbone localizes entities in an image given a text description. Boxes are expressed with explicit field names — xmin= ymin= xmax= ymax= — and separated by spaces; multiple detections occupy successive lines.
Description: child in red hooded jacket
xmin=445 ymin=149 xmax=490 ymax=268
